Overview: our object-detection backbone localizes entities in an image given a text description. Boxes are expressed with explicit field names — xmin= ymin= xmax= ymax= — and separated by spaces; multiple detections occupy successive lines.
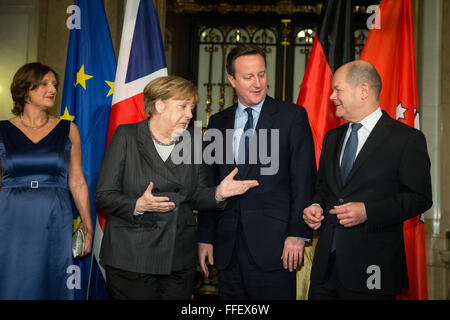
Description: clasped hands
xmin=302 ymin=202 xmax=367 ymax=229
xmin=135 ymin=167 xmax=259 ymax=213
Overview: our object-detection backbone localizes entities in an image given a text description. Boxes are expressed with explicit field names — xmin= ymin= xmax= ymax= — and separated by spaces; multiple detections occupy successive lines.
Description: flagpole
xmin=281 ymin=19 xmax=291 ymax=101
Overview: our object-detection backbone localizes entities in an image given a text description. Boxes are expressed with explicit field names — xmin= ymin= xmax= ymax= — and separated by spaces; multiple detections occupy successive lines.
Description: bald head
xmin=342 ymin=60 xmax=382 ymax=100
xmin=330 ymin=60 xmax=382 ymax=122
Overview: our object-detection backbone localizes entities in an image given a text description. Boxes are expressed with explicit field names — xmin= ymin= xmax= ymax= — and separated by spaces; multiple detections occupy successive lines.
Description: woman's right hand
xmin=135 ymin=182 xmax=175 ymax=213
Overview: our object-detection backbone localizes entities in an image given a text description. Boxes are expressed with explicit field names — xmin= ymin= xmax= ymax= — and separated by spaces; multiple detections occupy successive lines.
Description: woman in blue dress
xmin=0 ymin=63 xmax=93 ymax=299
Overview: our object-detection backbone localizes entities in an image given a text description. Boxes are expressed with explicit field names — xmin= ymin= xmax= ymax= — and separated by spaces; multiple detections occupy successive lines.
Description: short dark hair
xmin=226 ymin=44 xmax=266 ymax=77
xmin=346 ymin=61 xmax=382 ymax=100
xmin=10 ymin=62 xmax=59 ymax=115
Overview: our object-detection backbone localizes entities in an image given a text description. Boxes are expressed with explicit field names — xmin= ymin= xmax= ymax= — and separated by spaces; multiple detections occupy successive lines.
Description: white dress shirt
xmin=233 ymin=98 xmax=264 ymax=163
xmin=339 ymin=107 xmax=383 ymax=165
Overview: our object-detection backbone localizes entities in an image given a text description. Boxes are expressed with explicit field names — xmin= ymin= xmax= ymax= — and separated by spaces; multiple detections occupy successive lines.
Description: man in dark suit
xmin=303 ymin=60 xmax=432 ymax=299
xmin=198 ymin=44 xmax=316 ymax=299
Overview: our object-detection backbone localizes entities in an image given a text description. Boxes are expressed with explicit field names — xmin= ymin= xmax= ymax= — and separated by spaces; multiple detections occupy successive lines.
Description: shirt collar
xmin=236 ymin=97 xmax=265 ymax=117
xmin=358 ymin=107 xmax=382 ymax=133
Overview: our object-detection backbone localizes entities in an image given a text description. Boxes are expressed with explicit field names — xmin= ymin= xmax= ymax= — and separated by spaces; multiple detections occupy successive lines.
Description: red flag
xmin=297 ymin=0 xmax=354 ymax=167
xmin=360 ymin=0 xmax=427 ymax=300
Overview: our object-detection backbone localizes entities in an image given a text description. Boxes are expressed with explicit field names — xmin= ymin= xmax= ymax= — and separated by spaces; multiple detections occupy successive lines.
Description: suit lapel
xmin=254 ymin=96 xmax=276 ymax=132
xmin=165 ymin=128 xmax=191 ymax=169
xmin=333 ymin=124 xmax=349 ymax=191
xmin=137 ymin=119 xmax=180 ymax=185
xmin=165 ymin=128 xmax=197 ymax=185
xmin=343 ymin=112 xmax=392 ymax=186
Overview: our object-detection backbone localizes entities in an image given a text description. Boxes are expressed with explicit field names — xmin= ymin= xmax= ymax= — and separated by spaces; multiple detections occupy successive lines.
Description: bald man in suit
xmin=303 ymin=60 xmax=432 ymax=300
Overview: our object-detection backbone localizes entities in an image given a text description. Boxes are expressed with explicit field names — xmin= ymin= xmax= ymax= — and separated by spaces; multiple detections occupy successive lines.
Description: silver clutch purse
xmin=72 ymin=228 xmax=85 ymax=258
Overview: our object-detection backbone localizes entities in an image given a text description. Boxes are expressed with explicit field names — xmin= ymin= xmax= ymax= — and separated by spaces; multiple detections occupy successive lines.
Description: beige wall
xmin=0 ymin=0 xmax=39 ymax=120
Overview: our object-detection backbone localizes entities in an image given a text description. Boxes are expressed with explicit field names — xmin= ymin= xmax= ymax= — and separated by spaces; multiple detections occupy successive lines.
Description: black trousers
xmin=105 ymin=265 xmax=196 ymax=300
xmin=218 ymin=224 xmax=296 ymax=300
xmin=308 ymin=252 xmax=396 ymax=300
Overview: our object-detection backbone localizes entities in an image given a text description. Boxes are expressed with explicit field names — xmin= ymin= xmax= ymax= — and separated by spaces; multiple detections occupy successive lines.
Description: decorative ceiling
xmin=170 ymin=0 xmax=380 ymax=15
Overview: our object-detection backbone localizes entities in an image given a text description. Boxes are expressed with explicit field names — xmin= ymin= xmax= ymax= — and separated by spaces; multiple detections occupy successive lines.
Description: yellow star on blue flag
xmin=74 ymin=65 xmax=93 ymax=90
xmin=60 ymin=0 xmax=116 ymax=300
xmin=105 ymin=80 xmax=114 ymax=97
xmin=60 ymin=107 xmax=75 ymax=121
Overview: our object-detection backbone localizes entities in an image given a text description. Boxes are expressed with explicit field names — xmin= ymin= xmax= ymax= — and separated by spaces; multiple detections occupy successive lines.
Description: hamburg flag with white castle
xmin=360 ymin=0 xmax=428 ymax=300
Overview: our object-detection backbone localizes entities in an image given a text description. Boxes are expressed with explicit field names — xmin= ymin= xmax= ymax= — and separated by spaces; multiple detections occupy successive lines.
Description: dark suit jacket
xmin=198 ymin=95 xmax=316 ymax=271
xmin=96 ymin=119 xmax=222 ymax=275
xmin=310 ymin=111 xmax=432 ymax=295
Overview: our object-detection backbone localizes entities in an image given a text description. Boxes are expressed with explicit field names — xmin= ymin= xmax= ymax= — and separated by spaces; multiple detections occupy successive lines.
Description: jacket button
xmin=174 ymin=187 xmax=180 ymax=193
xmin=153 ymin=188 xmax=159 ymax=193
xmin=338 ymin=198 xmax=344 ymax=204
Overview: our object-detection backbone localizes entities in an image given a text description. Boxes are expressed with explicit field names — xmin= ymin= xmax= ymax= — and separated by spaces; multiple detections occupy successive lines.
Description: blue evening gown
xmin=0 ymin=119 xmax=74 ymax=299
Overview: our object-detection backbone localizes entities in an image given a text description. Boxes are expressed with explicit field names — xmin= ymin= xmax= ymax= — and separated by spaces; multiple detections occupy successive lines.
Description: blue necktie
xmin=237 ymin=108 xmax=254 ymax=174
xmin=340 ymin=123 xmax=363 ymax=185
xmin=332 ymin=123 xmax=362 ymax=252
xmin=331 ymin=123 xmax=362 ymax=252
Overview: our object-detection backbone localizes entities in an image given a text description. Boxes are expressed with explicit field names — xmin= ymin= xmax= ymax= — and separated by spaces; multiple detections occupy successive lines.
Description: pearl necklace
xmin=19 ymin=113 xmax=49 ymax=130
xmin=149 ymin=121 xmax=176 ymax=146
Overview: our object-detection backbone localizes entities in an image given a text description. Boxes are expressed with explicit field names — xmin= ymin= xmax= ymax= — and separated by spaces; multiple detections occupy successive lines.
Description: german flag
xmin=295 ymin=0 xmax=355 ymax=300
xmin=297 ymin=0 xmax=355 ymax=167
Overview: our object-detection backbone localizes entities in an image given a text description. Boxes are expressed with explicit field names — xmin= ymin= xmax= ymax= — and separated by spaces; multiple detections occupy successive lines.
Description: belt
xmin=1 ymin=180 xmax=68 ymax=189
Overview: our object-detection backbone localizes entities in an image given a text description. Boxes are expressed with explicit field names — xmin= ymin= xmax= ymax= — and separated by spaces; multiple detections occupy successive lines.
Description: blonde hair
xmin=143 ymin=76 xmax=199 ymax=116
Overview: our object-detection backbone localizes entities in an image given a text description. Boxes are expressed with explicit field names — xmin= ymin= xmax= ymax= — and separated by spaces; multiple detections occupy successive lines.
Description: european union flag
xmin=60 ymin=0 xmax=116 ymax=300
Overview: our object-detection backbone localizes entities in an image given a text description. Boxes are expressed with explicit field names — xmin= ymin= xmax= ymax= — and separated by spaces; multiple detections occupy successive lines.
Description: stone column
xmin=439 ymin=0 xmax=450 ymax=299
